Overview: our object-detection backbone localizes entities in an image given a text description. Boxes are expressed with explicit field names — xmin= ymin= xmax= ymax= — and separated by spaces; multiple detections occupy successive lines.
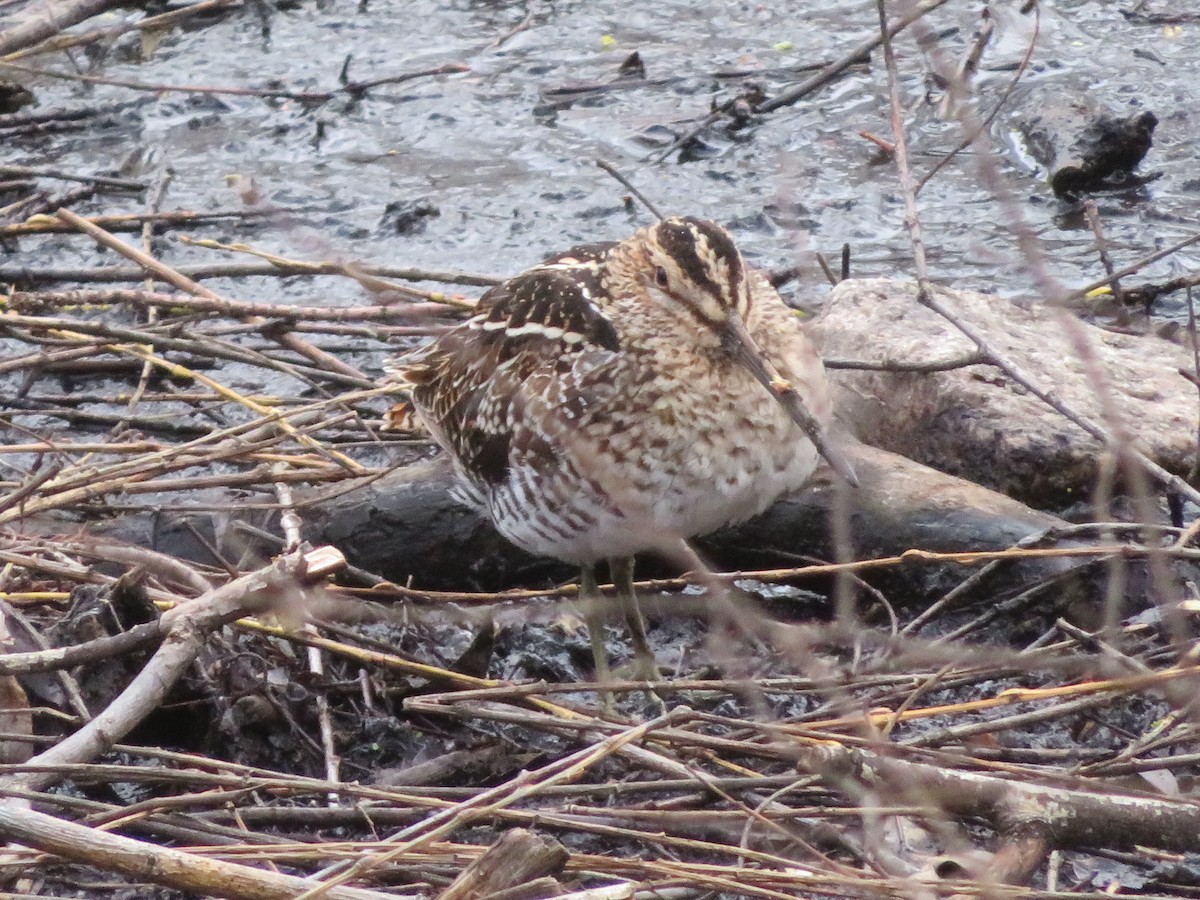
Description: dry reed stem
xmin=9 ymin=545 xmax=345 ymax=792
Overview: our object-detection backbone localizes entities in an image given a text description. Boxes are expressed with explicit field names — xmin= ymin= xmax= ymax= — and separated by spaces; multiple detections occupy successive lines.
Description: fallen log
xmin=0 ymin=803 xmax=406 ymax=900
xmin=69 ymin=274 xmax=1197 ymax=615
xmin=86 ymin=439 xmax=1083 ymax=610
xmin=0 ymin=0 xmax=123 ymax=58
xmin=438 ymin=828 xmax=568 ymax=900
xmin=813 ymin=278 xmax=1197 ymax=503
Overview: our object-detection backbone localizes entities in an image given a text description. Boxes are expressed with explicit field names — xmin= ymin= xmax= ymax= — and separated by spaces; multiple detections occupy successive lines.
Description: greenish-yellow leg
xmin=609 ymin=556 xmax=660 ymax=682
xmin=580 ymin=564 xmax=611 ymax=685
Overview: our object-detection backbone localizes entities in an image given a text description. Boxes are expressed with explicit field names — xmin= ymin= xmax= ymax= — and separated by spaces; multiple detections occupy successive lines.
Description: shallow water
xmin=6 ymin=0 xmax=1198 ymax=320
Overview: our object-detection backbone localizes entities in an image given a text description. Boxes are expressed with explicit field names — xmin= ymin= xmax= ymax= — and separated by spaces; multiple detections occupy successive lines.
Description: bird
xmin=394 ymin=216 xmax=853 ymax=686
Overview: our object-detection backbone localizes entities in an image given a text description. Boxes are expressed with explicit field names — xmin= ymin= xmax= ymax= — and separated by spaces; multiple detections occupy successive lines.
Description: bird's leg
xmin=609 ymin=556 xmax=660 ymax=682
xmin=580 ymin=564 xmax=612 ymax=686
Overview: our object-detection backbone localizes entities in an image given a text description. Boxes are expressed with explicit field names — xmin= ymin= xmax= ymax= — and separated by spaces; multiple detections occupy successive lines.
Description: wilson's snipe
xmin=397 ymin=217 xmax=852 ymax=683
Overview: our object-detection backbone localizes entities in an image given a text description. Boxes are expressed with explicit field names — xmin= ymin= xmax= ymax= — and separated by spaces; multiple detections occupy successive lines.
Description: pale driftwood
xmin=0 ymin=803 xmax=407 ymax=900
xmin=0 ymin=0 xmax=121 ymax=57
xmin=10 ymin=546 xmax=344 ymax=792
xmin=813 ymin=278 xmax=1197 ymax=501
xmin=0 ymin=613 xmax=181 ymax=676
xmin=483 ymin=876 xmax=565 ymax=900
xmin=439 ymin=828 xmax=568 ymax=900
xmin=795 ymin=739 xmax=1200 ymax=885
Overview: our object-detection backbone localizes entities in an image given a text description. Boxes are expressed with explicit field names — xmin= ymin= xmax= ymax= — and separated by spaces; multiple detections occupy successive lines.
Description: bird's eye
xmin=654 ymin=266 xmax=669 ymax=288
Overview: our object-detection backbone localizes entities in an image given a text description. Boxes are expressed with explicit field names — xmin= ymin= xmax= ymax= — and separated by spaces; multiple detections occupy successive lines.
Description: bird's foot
xmin=613 ymin=651 xmax=668 ymax=716
xmin=613 ymin=653 xmax=661 ymax=684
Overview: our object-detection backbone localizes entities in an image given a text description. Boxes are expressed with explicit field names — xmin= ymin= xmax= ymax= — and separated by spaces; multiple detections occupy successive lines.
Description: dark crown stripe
xmin=656 ymin=217 xmax=743 ymax=306
xmin=655 ymin=221 xmax=720 ymax=301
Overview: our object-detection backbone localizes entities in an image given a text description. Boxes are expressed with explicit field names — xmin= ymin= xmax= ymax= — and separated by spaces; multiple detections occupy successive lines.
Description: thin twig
xmin=1082 ymin=199 xmax=1124 ymax=305
xmin=650 ymin=0 xmax=953 ymax=164
xmin=10 ymin=546 xmax=344 ymax=792
xmin=871 ymin=15 xmax=1200 ymax=512
xmin=274 ymin=474 xmax=341 ymax=793
xmin=0 ymin=59 xmax=469 ymax=103
xmin=595 ymin=159 xmax=665 ymax=221
xmin=0 ymin=164 xmax=144 ymax=191
xmin=0 ymin=259 xmax=501 ymax=287
xmin=916 ymin=1 xmax=1039 ymax=194
xmin=54 ymin=208 xmax=372 ymax=392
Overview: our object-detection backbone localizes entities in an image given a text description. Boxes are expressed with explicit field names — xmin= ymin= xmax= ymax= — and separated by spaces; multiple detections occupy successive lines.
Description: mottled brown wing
xmin=397 ymin=264 xmax=624 ymax=499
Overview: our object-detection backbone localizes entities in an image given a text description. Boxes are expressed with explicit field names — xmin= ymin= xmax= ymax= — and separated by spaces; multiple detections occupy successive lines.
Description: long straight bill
xmin=723 ymin=318 xmax=859 ymax=487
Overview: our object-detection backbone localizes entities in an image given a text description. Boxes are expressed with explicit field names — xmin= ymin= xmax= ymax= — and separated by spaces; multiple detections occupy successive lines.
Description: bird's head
xmin=636 ymin=216 xmax=753 ymax=331
xmin=630 ymin=216 xmax=857 ymax=486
